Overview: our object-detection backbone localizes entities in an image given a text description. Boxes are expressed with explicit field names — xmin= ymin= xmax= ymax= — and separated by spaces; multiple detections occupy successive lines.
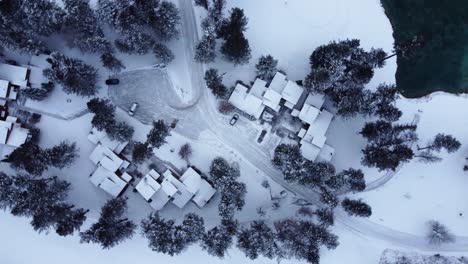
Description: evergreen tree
xmin=63 ymin=0 xmax=110 ymax=53
xmin=299 ymin=161 xmax=335 ymax=187
xmin=236 ymin=221 xmax=280 ymax=260
xmin=274 ymin=219 xmax=338 ymax=264
xmin=115 ymin=31 xmax=155 ymax=55
xmin=208 ymin=0 xmax=226 ymax=36
xmin=209 ymin=158 xmax=246 ymax=219
xmin=426 ymin=220 xmax=455 ymax=245
xmin=319 ymin=187 xmax=339 ymax=208
xmin=44 ymin=141 xmax=79 ymax=169
xmin=366 ymin=84 xmax=402 ymax=122
xmin=80 ymin=197 xmax=136 ymax=249
xmin=360 ymin=120 xmax=418 ymax=171
xmin=255 ymin=55 xmax=278 ymax=81
xmin=44 ymin=52 xmax=98 ymax=97
xmin=195 ymin=35 xmax=216 ymax=63
xmin=201 ymin=222 xmax=235 ymax=258
xmin=0 ymin=172 xmax=14 ymax=210
xmin=272 ymin=144 xmax=305 ymax=183
xmin=204 ymin=68 xmax=227 ymax=98
xmin=100 ymin=51 xmax=125 ymax=72
xmin=326 ymin=168 xmax=366 ymax=193
xmin=151 ymin=1 xmax=181 ymax=40
xmin=153 ymin=43 xmax=175 ymax=64
xmin=107 ymin=121 xmax=134 ymax=142
xmin=18 ymin=0 xmax=65 ymax=36
xmin=194 ymin=0 xmax=209 ymax=9
xmin=132 ymin=142 xmax=152 ymax=164
xmin=6 ymin=142 xmax=49 ymax=176
xmin=21 ymin=82 xmax=54 ymax=101
xmin=341 ymin=198 xmax=372 ymax=217
xmin=315 ymin=208 xmax=334 ymax=226
xmin=146 ymin=120 xmax=170 ymax=148
xmin=141 ymin=213 xmax=205 ymax=255
xmin=419 ymin=133 xmax=461 ymax=153
xmin=220 ymin=8 xmax=251 ymax=65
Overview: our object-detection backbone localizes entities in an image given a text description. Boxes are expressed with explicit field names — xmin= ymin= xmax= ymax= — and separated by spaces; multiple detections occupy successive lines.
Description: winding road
xmin=173 ymin=0 xmax=468 ymax=253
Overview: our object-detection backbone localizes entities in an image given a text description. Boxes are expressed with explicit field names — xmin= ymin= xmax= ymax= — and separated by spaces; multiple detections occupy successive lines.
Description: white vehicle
xmin=128 ymin=103 xmax=138 ymax=116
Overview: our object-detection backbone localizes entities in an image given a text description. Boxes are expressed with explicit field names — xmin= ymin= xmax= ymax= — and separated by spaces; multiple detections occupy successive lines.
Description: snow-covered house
xmin=135 ymin=167 xmax=216 ymax=211
xmin=228 ymin=79 xmax=268 ymax=119
xmin=88 ymin=129 xmax=132 ymax=197
xmin=0 ymin=80 xmax=17 ymax=101
xmin=0 ymin=116 xmax=29 ymax=148
xmin=0 ymin=63 xmax=29 ymax=88
xmin=298 ymin=109 xmax=335 ymax=162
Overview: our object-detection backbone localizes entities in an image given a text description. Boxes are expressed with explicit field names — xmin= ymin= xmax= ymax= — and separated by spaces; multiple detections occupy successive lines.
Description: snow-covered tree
xmin=201 ymin=221 xmax=236 ymax=258
xmin=361 ymin=120 xmax=418 ymax=171
xmin=220 ymin=8 xmax=251 ymax=65
xmin=255 ymin=55 xmax=278 ymax=81
xmin=218 ymin=100 xmax=234 ymax=114
xmin=299 ymin=161 xmax=335 ymax=187
xmin=195 ymin=36 xmax=216 ymax=63
xmin=18 ymin=0 xmax=65 ymax=37
xmin=100 ymin=51 xmax=125 ymax=72
xmin=80 ymin=197 xmax=136 ymax=249
xmin=366 ymin=84 xmax=402 ymax=122
xmin=315 ymin=208 xmax=334 ymax=226
xmin=418 ymin=133 xmax=461 ymax=153
xmin=146 ymin=120 xmax=170 ymax=148
xmin=194 ymin=0 xmax=208 ymax=9
xmin=272 ymin=144 xmax=305 ymax=183
xmin=20 ymin=82 xmax=54 ymax=101
xmin=208 ymin=0 xmax=226 ymax=36
xmin=426 ymin=220 xmax=455 ymax=246
xmin=132 ymin=142 xmax=152 ymax=164
xmin=107 ymin=122 xmax=134 ymax=142
xmin=274 ymin=219 xmax=338 ymax=264
xmin=141 ymin=213 xmax=205 ymax=256
xmin=44 ymin=52 xmax=98 ymax=97
xmin=319 ymin=187 xmax=339 ymax=208
xmin=87 ymin=98 xmax=116 ymax=131
xmin=153 ymin=43 xmax=175 ymax=64
xmin=0 ymin=172 xmax=15 ymax=210
xmin=341 ymin=198 xmax=372 ymax=217
xmin=326 ymin=168 xmax=366 ymax=193
xmin=178 ymin=143 xmax=192 ymax=163
xmin=5 ymin=143 xmax=49 ymax=176
xmin=115 ymin=31 xmax=155 ymax=55
xmin=209 ymin=158 xmax=247 ymax=219
xmin=204 ymin=68 xmax=228 ymax=98
xmin=63 ymin=0 xmax=110 ymax=53
xmin=236 ymin=221 xmax=280 ymax=260
xmin=151 ymin=1 xmax=181 ymax=40
xmin=44 ymin=141 xmax=78 ymax=169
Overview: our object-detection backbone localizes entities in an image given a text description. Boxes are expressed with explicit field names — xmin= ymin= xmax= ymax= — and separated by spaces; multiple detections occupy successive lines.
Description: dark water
xmin=381 ymin=0 xmax=468 ymax=98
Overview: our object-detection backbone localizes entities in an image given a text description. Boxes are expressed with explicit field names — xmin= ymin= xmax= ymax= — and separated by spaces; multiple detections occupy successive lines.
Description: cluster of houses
xmin=228 ymin=72 xmax=335 ymax=162
xmin=0 ymin=55 xmax=50 ymax=155
xmin=87 ymin=128 xmax=216 ymax=210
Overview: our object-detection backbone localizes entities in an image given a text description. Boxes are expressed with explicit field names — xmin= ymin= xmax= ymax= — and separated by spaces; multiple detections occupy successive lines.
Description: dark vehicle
xmin=229 ymin=114 xmax=239 ymax=126
xmin=105 ymin=78 xmax=120 ymax=85
xmin=257 ymin=130 xmax=267 ymax=143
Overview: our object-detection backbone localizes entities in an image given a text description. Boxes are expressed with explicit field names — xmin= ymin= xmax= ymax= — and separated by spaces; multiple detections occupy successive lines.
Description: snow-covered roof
xmin=192 ymin=180 xmax=216 ymax=208
xmin=0 ymin=118 xmax=28 ymax=147
xmin=317 ymin=144 xmax=335 ymax=162
xmin=268 ymin=72 xmax=288 ymax=93
xmin=0 ymin=63 xmax=28 ymax=87
xmin=250 ymin=78 xmax=267 ymax=98
xmin=229 ymin=83 xmax=265 ymax=119
xmin=302 ymin=110 xmax=333 ymax=143
xmin=262 ymin=89 xmax=282 ymax=111
xmin=29 ymin=54 xmax=50 ymax=68
xmin=0 ymin=80 xmax=10 ymax=98
xmin=298 ymin=104 xmax=320 ymax=124
xmin=300 ymin=140 xmax=321 ymax=161
xmin=179 ymin=167 xmax=202 ymax=194
xmin=88 ymin=128 xmax=128 ymax=154
xmin=304 ymin=93 xmax=325 ymax=109
xmin=28 ymin=66 xmax=47 ymax=88
xmin=136 ymin=173 xmax=162 ymax=201
xmin=281 ymin=81 xmax=304 ymax=108
xmin=149 ymin=190 xmax=171 ymax=211
xmin=89 ymin=144 xmax=127 ymax=172
xmin=162 ymin=169 xmax=194 ymax=208
xmin=90 ymin=166 xmax=127 ymax=197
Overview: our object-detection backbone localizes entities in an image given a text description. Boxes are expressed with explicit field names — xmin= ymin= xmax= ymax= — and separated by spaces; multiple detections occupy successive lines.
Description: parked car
xmin=128 ymin=103 xmax=138 ymax=116
xmin=105 ymin=78 xmax=120 ymax=85
xmin=229 ymin=114 xmax=239 ymax=126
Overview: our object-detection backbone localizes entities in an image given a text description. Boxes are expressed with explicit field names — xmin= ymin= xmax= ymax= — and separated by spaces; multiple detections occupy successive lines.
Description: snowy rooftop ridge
xmin=135 ymin=167 xmax=216 ymax=211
